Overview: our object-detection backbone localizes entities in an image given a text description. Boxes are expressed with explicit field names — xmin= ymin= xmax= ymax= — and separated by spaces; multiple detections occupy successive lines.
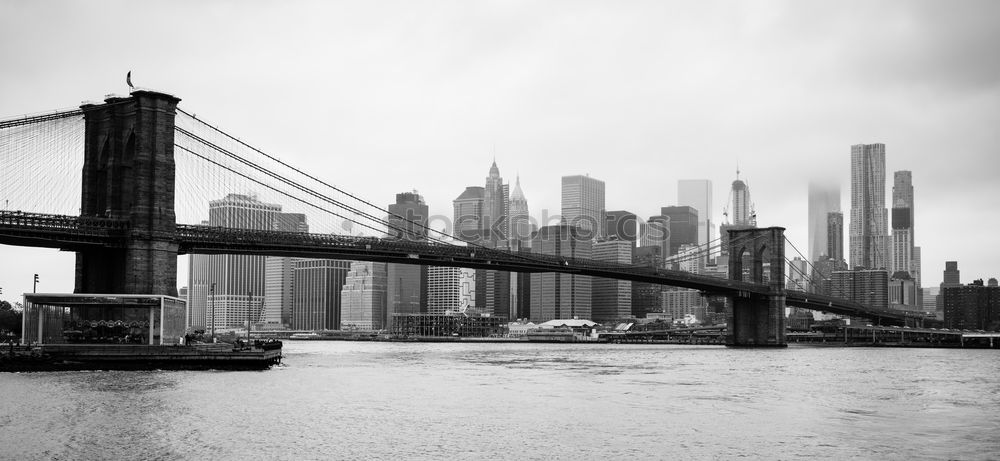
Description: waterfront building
xmin=340 ymin=262 xmax=388 ymax=330
xmin=187 ymin=193 xmax=279 ymax=331
xmin=426 ymin=265 xmax=476 ymax=315
xmin=849 ymin=143 xmax=890 ymax=270
xmin=530 ymin=225 xmax=592 ymax=322
xmin=942 ymin=280 xmax=1000 ymax=331
xmin=561 ymin=174 xmax=605 ymax=239
xmin=677 ymin=179 xmax=713 ymax=249
xmin=291 ymin=259 xmax=350 ymax=330
xmin=662 ymin=288 xmax=707 ymax=322
xmin=808 ymin=180 xmax=841 ymax=263
xmin=591 ymin=238 xmax=633 ymax=322
xmin=831 ymin=269 xmax=889 ymax=311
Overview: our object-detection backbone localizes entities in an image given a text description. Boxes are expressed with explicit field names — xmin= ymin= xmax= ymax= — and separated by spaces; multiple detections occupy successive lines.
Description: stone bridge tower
xmin=75 ymin=90 xmax=180 ymax=296
xmin=726 ymin=226 xmax=787 ymax=347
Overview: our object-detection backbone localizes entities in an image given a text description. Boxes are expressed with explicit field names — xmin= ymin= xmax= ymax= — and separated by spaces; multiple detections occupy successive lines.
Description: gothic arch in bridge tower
xmin=725 ymin=226 xmax=787 ymax=347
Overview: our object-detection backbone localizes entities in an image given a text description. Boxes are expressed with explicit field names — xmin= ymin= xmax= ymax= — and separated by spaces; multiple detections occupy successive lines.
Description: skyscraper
xmin=730 ymin=174 xmax=752 ymax=226
xmin=340 ymin=261 xmax=388 ymax=330
xmin=386 ymin=192 xmax=429 ymax=327
xmin=508 ymin=176 xmax=532 ymax=249
xmin=292 ymin=259 xmax=350 ymax=330
xmin=849 ymin=143 xmax=889 ymax=270
xmin=453 ymin=186 xmax=484 ymax=241
xmin=677 ymin=179 xmax=713 ymax=248
xmin=561 ymin=174 xmax=605 ymax=239
xmin=426 ymin=265 xmax=476 ymax=314
xmin=937 ymin=261 xmax=962 ymax=317
xmin=530 ymin=225 xmax=592 ymax=322
xmin=661 ymin=206 xmax=698 ymax=256
xmin=604 ymin=210 xmax=639 ymax=244
xmin=827 ymin=212 xmax=844 ymax=263
xmin=482 ymin=161 xmax=509 ymax=240
xmin=187 ymin=193 xmax=279 ymax=331
xmin=808 ymin=180 xmax=840 ymax=262
xmin=591 ymin=239 xmax=632 ymax=322
xmin=262 ymin=212 xmax=309 ymax=328
xmin=891 ymin=171 xmax=919 ymax=302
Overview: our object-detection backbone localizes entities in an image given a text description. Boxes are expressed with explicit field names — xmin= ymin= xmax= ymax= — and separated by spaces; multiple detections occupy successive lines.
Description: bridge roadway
xmin=0 ymin=210 xmax=909 ymax=324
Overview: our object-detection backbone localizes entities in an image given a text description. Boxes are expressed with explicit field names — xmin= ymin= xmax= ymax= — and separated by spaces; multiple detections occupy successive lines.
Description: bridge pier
xmin=725 ymin=227 xmax=787 ymax=347
xmin=75 ymin=90 xmax=181 ymax=296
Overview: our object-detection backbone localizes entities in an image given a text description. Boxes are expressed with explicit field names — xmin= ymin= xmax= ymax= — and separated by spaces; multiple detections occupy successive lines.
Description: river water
xmin=1 ymin=342 xmax=998 ymax=460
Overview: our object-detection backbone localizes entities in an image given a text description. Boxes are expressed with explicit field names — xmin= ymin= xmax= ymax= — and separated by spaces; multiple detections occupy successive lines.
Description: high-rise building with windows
xmin=262 ymin=213 xmax=309 ymax=328
xmin=292 ymin=259 xmax=350 ymax=330
xmin=827 ymin=212 xmax=844 ymax=263
xmin=426 ymin=265 xmax=476 ymax=315
xmin=386 ymin=192 xmax=429 ymax=326
xmin=808 ymin=180 xmax=840 ymax=262
xmin=482 ymin=161 xmax=509 ymax=240
xmin=561 ymin=174 xmax=605 ymax=239
xmin=453 ymin=186 xmax=484 ymax=241
xmin=831 ymin=269 xmax=890 ymax=311
xmin=678 ymin=179 xmax=713 ymax=249
xmin=187 ymin=193 xmax=279 ymax=331
xmin=661 ymin=206 xmax=698 ymax=256
xmin=591 ymin=239 xmax=632 ymax=322
xmin=530 ymin=225 xmax=592 ymax=322
xmin=604 ymin=210 xmax=639 ymax=244
xmin=891 ymin=171 xmax=920 ymax=303
xmin=730 ymin=175 xmax=752 ymax=227
xmin=340 ymin=261 xmax=388 ymax=330
xmin=849 ymin=143 xmax=889 ymax=270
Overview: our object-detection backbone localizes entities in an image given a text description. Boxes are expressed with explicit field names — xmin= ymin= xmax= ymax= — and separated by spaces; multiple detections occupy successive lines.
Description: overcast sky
xmin=1 ymin=0 xmax=998 ymax=301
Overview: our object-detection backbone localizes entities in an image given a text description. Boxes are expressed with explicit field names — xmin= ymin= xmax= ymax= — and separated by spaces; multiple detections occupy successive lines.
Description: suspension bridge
xmin=0 ymin=88 xmax=918 ymax=347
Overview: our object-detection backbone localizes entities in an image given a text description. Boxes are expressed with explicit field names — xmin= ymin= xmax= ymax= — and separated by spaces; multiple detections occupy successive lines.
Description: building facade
xmin=591 ymin=239 xmax=633 ymax=322
xmin=831 ymin=269 xmax=890 ymax=311
xmin=942 ymin=280 xmax=1000 ymax=331
xmin=291 ymin=259 xmax=350 ymax=330
xmin=849 ymin=143 xmax=890 ymax=270
xmin=808 ymin=180 xmax=840 ymax=263
xmin=530 ymin=225 xmax=592 ymax=322
xmin=561 ymin=174 xmax=605 ymax=239
xmin=340 ymin=261 xmax=388 ymax=330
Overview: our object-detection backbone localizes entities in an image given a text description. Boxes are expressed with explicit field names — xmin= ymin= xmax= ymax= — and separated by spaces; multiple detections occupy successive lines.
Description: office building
xmin=291 ymin=259 xmax=350 ymax=330
xmin=891 ymin=171 xmax=920 ymax=301
xmin=187 ymin=193 xmax=279 ymax=330
xmin=827 ymin=212 xmax=844 ymax=263
xmin=340 ymin=261 xmax=388 ymax=330
xmin=641 ymin=216 xmax=670 ymax=266
xmin=386 ymin=192 xmax=429 ymax=326
xmin=604 ymin=210 xmax=639 ymax=244
xmin=661 ymin=206 xmax=699 ymax=256
xmin=561 ymin=174 xmax=605 ymax=239
xmin=530 ymin=225 xmax=592 ymax=322
xmin=591 ymin=239 xmax=633 ymax=322
xmin=662 ymin=289 xmax=707 ymax=322
xmin=261 ymin=213 xmax=309 ymax=328
xmin=678 ymin=179 xmax=713 ymax=249
xmin=808 ymin=180 xmax=840 ymax=262
xmin=849 ymin=143 xmax=889 ymax=270
xmin=426 ymin=265 xmax=476 ymax=315
xmin=730 ymin=173 xmax=752 ymax=226
xmin=453 ymin=186 xmax=485 ymax=241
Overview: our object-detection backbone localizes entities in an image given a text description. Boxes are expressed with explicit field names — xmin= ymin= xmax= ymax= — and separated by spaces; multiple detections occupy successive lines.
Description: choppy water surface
xmin=1 ymin=342 xmax=998 ymax=460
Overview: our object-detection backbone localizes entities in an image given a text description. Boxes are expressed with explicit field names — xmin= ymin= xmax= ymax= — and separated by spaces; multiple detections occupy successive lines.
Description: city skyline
xmin=1 ymin=1 xmax=999 ymax=299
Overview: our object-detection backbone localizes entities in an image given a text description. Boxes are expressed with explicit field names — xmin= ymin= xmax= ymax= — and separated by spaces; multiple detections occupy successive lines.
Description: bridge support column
xmin=725 ymin=227 xmax=787 ymax=347
xmin=75 ymin=90 xmax=181 ymax=296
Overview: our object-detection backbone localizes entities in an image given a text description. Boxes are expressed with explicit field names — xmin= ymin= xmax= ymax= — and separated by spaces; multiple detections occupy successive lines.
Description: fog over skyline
xmin=1 ymin=0 xmax=998 ymax=300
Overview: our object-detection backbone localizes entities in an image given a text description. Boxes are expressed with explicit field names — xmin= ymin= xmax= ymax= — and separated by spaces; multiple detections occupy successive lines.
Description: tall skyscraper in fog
xmin=561 ymin=174 xmax=605 ymax=239
xmin=730 ymin=173 xmax=752 ymax=226
xmin=678 ymin=179 xmax=713 ymax=247
xmin=849 ymin=143 xmax=889 ymax=270
xmin=808 ymin=180 xmax=840 ymax=262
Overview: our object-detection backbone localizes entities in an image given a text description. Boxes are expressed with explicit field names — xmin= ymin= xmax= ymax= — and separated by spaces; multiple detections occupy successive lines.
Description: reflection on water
xmin=1 ymin=342 xmax=998 ymax=460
